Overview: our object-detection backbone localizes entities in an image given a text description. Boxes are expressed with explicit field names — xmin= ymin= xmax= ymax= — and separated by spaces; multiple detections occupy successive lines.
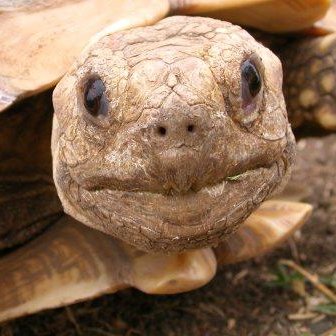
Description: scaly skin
xmin=52 ymin=17 xmax=295 ymax=253
xmin=281 ymin=33 xmax=336 ymax=130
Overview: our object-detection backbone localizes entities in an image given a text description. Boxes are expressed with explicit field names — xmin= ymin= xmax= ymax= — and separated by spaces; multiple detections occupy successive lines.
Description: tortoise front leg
xmin=0 ymin=92 xmax=63 ymax=250
xmin=0 ymin=215 xmax=216 ymax=323
xmin=281 ymin=33 xmax=336 ymax=130
xmin=215 ymin=200 xmax=312 ymax=265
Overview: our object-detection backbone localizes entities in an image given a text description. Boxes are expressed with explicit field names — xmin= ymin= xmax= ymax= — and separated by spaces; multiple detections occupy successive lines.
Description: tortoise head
xmin=52 ymin=16 xmax=295 ymax=253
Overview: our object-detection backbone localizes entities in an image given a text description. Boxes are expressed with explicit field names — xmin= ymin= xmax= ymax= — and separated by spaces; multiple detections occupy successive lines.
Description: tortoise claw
xmin=130 ymin=247 xmax=216 ymax=295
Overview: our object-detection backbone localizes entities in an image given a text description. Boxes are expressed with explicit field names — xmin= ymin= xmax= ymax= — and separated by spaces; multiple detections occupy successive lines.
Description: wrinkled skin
xmin=52 ymin=17 xmax=295 ymax=253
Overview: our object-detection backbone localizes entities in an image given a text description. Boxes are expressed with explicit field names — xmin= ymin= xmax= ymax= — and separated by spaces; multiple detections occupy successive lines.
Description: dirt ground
xmin=1 ymin=133 xmax=336 ymax=336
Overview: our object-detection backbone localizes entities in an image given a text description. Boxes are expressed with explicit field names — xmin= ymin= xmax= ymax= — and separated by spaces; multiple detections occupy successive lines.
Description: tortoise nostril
xmin=157 ymin=126 xmax=167 ymax=137
xmin=187 ymin=124 xmax=195 ymax=133
xmin=154 ymin=122 xmax=198 ymax=139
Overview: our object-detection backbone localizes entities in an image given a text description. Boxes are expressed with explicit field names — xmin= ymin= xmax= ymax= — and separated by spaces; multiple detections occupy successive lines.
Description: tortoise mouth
xmin=103 ymin=163 xmax=275 ymax=206
xmin=68 ymin=155 xmax=288 ymax=252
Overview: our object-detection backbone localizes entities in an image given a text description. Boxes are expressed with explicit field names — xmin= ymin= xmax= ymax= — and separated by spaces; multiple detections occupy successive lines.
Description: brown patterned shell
xmin=170 ymin=0 xmax=331 ymax=33
xmin=0 ymin=0 xmax=331 ymax=112
xmin=0 ymin=0 xmax=170 ymax=112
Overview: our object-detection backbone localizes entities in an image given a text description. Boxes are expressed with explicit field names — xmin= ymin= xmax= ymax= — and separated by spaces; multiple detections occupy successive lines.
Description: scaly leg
xmin=0 ymin=215 xmax=216 ymax=323
xmin=281 ymin=33 xmax=336 ymax=130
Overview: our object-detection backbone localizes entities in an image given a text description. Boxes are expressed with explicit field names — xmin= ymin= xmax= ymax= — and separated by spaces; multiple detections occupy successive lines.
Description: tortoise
xmin=1 ymin=0 xmax=334 ymax=323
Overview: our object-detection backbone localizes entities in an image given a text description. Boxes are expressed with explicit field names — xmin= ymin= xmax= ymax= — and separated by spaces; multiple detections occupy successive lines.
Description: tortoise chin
xmin=52 ymin=16 xmax=296 ymax=253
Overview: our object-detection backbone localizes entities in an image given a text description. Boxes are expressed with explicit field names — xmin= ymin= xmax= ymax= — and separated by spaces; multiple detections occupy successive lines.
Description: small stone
xmin=227 ymin=318 xmax=236 ymax=330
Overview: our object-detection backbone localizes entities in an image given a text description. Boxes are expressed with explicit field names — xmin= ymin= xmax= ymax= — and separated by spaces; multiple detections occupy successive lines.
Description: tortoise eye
xmin=241 ymin=59 xmax=262 ymax=108
xmin=83 ymin=76 xmax=108 ymax=117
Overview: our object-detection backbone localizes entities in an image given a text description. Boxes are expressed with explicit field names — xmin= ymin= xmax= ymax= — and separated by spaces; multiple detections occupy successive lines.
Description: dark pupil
xmin=84 ymin=77 xmax=106 ymax=116
xmin=242 ymin=61 xmax=261 ymax=97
